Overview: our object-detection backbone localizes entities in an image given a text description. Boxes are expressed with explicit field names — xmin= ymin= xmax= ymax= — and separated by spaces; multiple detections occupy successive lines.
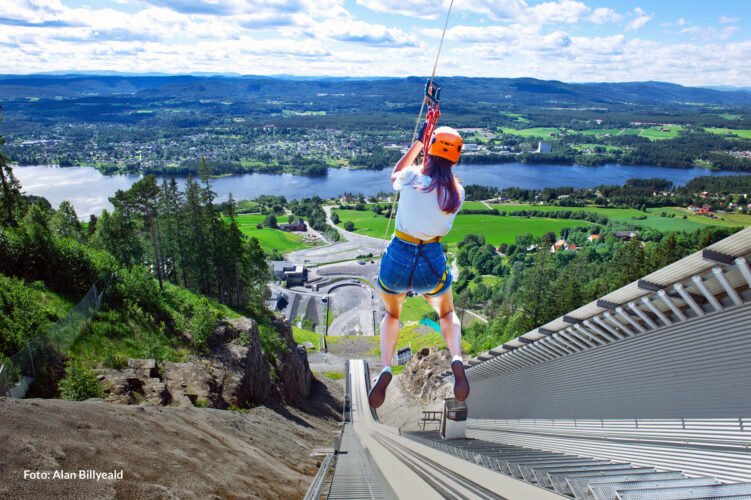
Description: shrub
xmin=258 ymin=324 xmax=286 ymax=366
xmin=237 ymin=332 xmax=251 ymax=346
xmin=344 ymin=221 xmax=355 ymax=231
xmin=102 ymin=348 xmax=128 ymax=369
xmin=59 ymin=360 xmax=103 ymax=401
xmin=110 ymin=266 xmax=163 ymax=317
xmin=0 ymin=274 xmax=47 ymax=357
xmin=190 ymin=298 xmax=217 ymax=354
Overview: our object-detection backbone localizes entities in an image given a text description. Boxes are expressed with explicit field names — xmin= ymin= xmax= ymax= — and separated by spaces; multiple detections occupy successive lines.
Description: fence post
xmin=0 ymin=364 xmax=9 ymax=397
xmin=27 ymin=342 xmax=36 ymax=379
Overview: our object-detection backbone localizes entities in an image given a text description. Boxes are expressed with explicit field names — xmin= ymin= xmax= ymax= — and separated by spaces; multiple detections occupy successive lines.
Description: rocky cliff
xmin=99 ymin=316 xmax=312 ymax=409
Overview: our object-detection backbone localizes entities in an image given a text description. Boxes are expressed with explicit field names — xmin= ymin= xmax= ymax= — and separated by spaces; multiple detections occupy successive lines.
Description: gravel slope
xmin=0 ymin=377 xmax=342 ymax=500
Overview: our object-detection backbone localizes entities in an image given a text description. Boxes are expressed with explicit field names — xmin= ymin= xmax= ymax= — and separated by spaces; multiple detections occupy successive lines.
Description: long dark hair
xmin=420 ymin=154 xmax=461 ymax=214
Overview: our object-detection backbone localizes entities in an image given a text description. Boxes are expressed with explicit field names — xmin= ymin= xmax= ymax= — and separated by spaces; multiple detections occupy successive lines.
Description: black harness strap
xmin=406 ymin=242 xmax=447 ymax=291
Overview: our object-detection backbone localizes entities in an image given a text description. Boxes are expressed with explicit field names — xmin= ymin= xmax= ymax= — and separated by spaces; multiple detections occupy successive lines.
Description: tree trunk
xmin=147 ymin=211 xmax=164 ymax=290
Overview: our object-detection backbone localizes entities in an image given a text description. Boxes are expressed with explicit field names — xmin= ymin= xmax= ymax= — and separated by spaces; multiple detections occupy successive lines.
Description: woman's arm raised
xmin=390 ymin=140 xmax=424 ymax=184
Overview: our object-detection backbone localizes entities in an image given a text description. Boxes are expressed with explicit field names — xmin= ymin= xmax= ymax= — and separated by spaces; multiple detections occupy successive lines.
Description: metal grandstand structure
xmin=306 ymin=228 xmax=751 ymax=499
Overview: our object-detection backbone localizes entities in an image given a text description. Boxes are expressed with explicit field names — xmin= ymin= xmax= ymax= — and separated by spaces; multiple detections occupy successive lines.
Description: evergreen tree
xmin=0 ymin=113 xmax=21 ymax=227
xmin=111 ymin=175 xmax=164 ymax=289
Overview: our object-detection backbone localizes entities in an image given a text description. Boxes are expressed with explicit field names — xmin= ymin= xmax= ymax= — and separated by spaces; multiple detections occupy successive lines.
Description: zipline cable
xmin=379 ymin=0 xmax=455 ymax=256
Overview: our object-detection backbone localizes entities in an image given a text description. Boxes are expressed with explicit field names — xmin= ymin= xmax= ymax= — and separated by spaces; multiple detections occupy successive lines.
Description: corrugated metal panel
xmin=616 ymin=483 xmax=751 ymax=500
xmin=466 ymin=426 xmax=751 ymax=483
xmin=466 ymin=304 xmax=751 ymax=419
xmin=587 ymin=478 xmax=719 ymax=500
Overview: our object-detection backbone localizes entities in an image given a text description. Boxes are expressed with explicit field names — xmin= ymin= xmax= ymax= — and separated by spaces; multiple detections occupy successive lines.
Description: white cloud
xmin=680 ymin=25 xmax=739 ymax=42
xmin=588 ymin=7 xmax=620 ymax=24
xmin=625 ymin=7 xmax=652 ymax=31
xmin=312 ymin=19 xmax=418 ymax=47
xmin=526 ymin=0 xmax=589 ymax=24
xmin=718 ymin=15 xmax=740 ymax=24
xmin=358 ymin=0 xmax=588 ymax=24
xmin=355 ymin=0 xmax=449 ymax=20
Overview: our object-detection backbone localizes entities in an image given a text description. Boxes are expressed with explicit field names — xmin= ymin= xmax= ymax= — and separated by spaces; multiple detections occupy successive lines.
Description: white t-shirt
xmin=393 ymin=165 xmax=464 ymax=241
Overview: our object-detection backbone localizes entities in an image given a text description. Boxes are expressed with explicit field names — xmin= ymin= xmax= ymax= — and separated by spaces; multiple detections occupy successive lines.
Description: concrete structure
xmin=537 ymin=142 xmax=552 ymax=153
xmin=270 ymin=261 xmax=307 ymax=286
xmin=450 ymin=227 xmax=751 ymax=483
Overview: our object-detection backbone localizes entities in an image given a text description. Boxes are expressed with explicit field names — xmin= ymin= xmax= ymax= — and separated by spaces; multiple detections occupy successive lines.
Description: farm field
xmin=498 ymin=126 xmax=684 ymax=141
xmin=500 ymin=127 xmax=567 ymax=137
xmin=704 ymin=128 xmax=751 ymax=139
xmin=492 ymin=204 xmax=751 ymax=232
xmin=646 ymin=207 xmax=751 ymax=228
xmin=228 ymin=214 xmax=314 ymax=253
xmin=334 ymin=208 xmax=592 ymax=247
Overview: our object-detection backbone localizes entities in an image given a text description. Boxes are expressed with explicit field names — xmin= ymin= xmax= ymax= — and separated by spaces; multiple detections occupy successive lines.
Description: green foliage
xmin=102 ymin=348 xmax=128 ymax=369
xmin=193 ymin=398 xmax=209 ymax=408
xmin=189 ymin=298 xmax=218 ymax=354
xmin=258 ymin=323 xmax=286 ymax=365
xmin=263 ymin=213 xmax=278 ymax=228
xmin=292 ymin=326 xmax=318 ymax=347
xmin=59 ymin=360 xmax=103 ymax=401
xmin=0 ymin=208 xmax=117 ymax=296
xmin=110 ymin=265 xmax=163 ymax=317
xmin=344 ymin=221 xmax=355 ymax=231
xmin=0 ymin=274 xmax=48 ymax=357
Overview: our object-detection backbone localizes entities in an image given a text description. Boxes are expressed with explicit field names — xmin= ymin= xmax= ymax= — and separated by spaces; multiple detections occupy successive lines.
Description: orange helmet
xmin=427 ymin=126 xmax=462 ymax=164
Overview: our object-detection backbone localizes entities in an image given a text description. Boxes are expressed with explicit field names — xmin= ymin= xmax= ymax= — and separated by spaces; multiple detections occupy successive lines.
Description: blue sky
xmin=1 ymin=0 xmax=749 ymax=86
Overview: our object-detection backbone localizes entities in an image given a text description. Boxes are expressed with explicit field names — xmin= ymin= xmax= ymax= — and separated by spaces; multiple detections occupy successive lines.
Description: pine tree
xmin=111 ymin=175 xmax=164 ymax=290
xmin=0 ymin=113 xmax=21 ymax=227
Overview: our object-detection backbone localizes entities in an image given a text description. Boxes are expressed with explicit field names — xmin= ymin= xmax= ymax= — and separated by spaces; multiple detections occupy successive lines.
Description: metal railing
xmin=0 ymin=280 xmax=106 ymax=398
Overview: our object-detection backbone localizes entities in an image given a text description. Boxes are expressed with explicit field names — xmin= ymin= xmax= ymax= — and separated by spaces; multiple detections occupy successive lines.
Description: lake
xmin=13 ymin=163 xmax=747 ymax=218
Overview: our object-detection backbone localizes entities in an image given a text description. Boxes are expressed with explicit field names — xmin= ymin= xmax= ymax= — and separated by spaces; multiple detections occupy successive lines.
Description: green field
xmin=646 ymin=207 xmax=751 ymax=229
xmin=400 ymin=296 xmax=435 ymax=322
xmin=230 ymin=214 xmax=314 ymax=253
xmin=497 ymin=204 xmax=750 ymax=232
xmin=500 ymin=127 xmax=564 ymax=137
xmin=578 ymin=128 xmax=641 ymax=137
xmin=571 ymin=143 xmax=624 ymax=152
xmin=639 ymin=126 xmax=685 ymax=140
xmin=334 ymin=208 xmax=592 ymax=248
xmin=704 ymin=128 xmax=751 ymax=139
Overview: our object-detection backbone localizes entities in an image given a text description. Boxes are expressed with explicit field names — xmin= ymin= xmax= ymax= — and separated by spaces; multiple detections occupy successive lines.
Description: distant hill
xmin=1 ymin=74 xmax=751 ymax=107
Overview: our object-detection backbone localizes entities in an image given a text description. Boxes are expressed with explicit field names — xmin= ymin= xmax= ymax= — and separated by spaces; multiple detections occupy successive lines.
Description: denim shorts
xmin=377 ymin=237 xmax=452 ymax=297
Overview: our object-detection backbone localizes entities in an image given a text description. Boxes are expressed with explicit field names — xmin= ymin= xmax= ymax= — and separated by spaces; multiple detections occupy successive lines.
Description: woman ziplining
xmin=368 ymin=122 xmax=469 ymax=409
xmin=366 ymin=0 xmax=465 ymax=410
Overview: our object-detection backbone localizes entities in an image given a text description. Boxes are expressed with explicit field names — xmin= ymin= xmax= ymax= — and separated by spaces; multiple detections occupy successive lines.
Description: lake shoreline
xmin=12 ymin=163 xmax=747 ymax=219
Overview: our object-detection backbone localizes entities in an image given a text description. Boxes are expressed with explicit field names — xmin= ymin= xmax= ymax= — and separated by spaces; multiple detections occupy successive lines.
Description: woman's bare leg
xmin=424 ymin=287 xmax=469 ymax=400
xmin=423 ymin=288 xmax=462 ymax=358
xmin=378 ymin=290 xmax=407 ymax=369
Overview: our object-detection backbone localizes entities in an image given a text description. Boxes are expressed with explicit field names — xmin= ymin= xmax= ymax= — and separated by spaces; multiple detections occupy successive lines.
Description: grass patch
xmin=704 ymin=127 xmax=751 ymax=139
xmin=315 ymin=370 xmax=345 ymax=380
xmin=292 ymin=326 xmax=319 ymax=346
xmin=69 ymin=307 xmax=190 ymax=367
xmin=229 ymin=214 xmax=314 ymax=253
xmin=639 ymin=126 xmax=684 ymax=140
xmin=335 ymin=208 xmax=592 ymax=248
xmin=400 ymin=296 xmax=435 ymax=323
xmin=391 ymin=364 xmax=406 ymax=375
xmin=500 ymin=127 xmax=565 ymax=137
xmin=370 ymin=324 xmax=470 ymax=356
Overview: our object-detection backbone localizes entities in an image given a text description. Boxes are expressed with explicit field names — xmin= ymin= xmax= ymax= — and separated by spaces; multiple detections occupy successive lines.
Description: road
xmin=285 ymin=206 xmax=386 ymax=265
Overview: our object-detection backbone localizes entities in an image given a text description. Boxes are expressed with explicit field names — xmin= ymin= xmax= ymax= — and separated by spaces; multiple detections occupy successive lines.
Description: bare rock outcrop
xmin=400 ymin=347 xmax=458 ymax=402
xmin=272 ymin=317 xmax=312 ymax=403
xmin=99 ymin=315 xmax=314 ymax=409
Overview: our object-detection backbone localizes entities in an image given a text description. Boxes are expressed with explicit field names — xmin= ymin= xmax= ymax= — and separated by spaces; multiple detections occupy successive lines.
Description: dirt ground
xmin=376 ymin=373 xmax=450 ymax=432
xmin=0 ymin=377 xmax=343 ymax=500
